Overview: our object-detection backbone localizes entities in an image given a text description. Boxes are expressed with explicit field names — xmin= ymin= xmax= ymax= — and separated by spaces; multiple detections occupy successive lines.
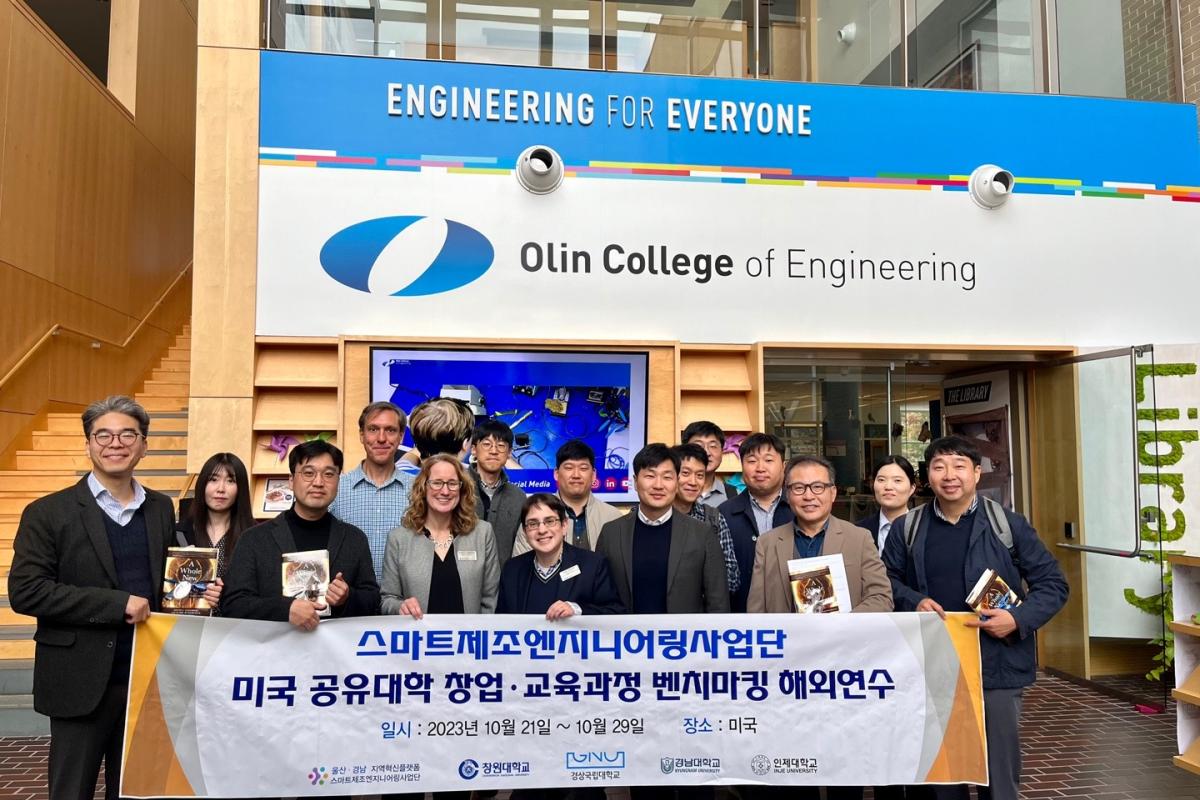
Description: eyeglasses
xmin=297 ymin=468 xmax=340 ymax=482
xmin=90 ymin=430 xmax=142 ymax=446
xmin=786 ymin=481 xmax=832 ymax=496
xmin=475 ymin=440 xmax=510 ymax=453
xmin=523 ymin=516 xmax=563 ymax=532
xmin=428 ymin=479 xmax=462 ymax=492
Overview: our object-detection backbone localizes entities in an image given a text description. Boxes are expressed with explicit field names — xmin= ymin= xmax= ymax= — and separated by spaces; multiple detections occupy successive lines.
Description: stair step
xmin=151 ymin=367 xmax=191 ymax=381
xmin=137 ymin=397 xmax=188 ymax=412
xmin=15 ymin=453 xmax=186 ymax=471
xmin=0 ymin=640 xmax=34 ymax=659
xmin=140 ymin=381 xmax=191 ymax=397
xmin=31 ymin=433 xmax=187 ymax=451
xmin=0 ymin=695 xmax=49 ymax=736
xmin=0 ymin=661 xmax=33 ymax=694
xmin=167 ymin=347 xmax=190 ymax=360
xmin=44 ymin=413 xmax=82 ymax=433
xmin=0 ymin=472 xmax=189 ymax=496
xmin=173 ymin=335 xmax=191 ymax=346
xmin=157 ymin=358 xmax=190 ymax=372
xmin=0 ymin=606 xmax=33 ymax=626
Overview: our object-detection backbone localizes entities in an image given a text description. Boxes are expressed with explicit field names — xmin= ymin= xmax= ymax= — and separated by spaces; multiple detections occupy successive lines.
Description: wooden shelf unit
xmin=677 ymin=345 xmax=764 ymax=475
xmin=1171 ymin=554 xmax=1200 ymax=766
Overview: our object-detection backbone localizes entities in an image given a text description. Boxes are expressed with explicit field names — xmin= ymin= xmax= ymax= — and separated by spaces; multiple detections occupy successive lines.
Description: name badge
xmin=458 ymin=550 xmax=478 ymax=561
xmin=560 ymin=564 xmax=581 ymax=581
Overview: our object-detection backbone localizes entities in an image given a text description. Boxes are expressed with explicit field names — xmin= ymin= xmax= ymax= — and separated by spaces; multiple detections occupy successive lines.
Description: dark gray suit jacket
xmin=8 ymin=478 xmax=172 ymax=718
xmin=472 ymin=468 xmax=525 ymax=565
xmin=595 ymin=510 xmax=730 ymax=613
xmin=223 ymin=513 xmax=381 ymax=621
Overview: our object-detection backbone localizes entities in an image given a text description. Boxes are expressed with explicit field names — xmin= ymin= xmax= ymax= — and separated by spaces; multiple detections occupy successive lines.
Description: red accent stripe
xmin=632 ymin=168 xmax=690 ymax=176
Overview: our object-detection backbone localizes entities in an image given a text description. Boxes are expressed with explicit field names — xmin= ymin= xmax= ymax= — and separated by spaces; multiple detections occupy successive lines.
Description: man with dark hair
xmin=470 ymin=419 xmax=525 ymax=564
xmin=883 ymin=435 xmax=1068 ymax=800
xmin=224 ymin=441 xmax=380 ymax=629
xmin=514 ymin=439 xmax=621 ymax=555
xmin=682 ymin=420 xmax=739 ymax=507
xmin=671 ymin=443 xmax=740 ymax=594
xmin=10 ymin=395 xmax=218 ymax=800
xmin=719 ymin=433 xmax=793 ymax=612
xmin=330 ymin=401 xmax=413 ymax=580
xmin=749 ymin=455 xmax=891 ymax=615
xmin=595 ymin=444 xmax=729 ymax=614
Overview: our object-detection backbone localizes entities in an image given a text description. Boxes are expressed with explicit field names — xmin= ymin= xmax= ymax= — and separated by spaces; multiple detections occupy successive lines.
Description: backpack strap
xmin=904 ymin=504 xmax=927 ymax=550
xmin=982 ymin=496 xmax=1018 ymax=564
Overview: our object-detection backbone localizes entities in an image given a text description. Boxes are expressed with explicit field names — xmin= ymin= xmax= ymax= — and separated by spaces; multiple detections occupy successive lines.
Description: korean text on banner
xmin=121 ymin=613 xmax=985 ymax=797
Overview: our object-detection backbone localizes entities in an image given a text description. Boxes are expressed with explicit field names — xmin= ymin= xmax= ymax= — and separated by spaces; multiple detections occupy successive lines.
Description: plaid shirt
xmin=329 ymin=463 xmax=414 ymax=581
xmin=689 ymin=502 xmax=741 ymax=593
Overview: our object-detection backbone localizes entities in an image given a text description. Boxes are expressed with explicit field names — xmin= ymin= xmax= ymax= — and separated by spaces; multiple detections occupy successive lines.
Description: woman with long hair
xmin=381 ymin=453 xmax=500 ymax=617
xmin=177 ymin=452 xmax=254 ymax=579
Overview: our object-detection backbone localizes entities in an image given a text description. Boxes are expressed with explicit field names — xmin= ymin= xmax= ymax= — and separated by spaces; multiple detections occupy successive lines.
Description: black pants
xmin=48 ymin=682 xmax=128 ymax=800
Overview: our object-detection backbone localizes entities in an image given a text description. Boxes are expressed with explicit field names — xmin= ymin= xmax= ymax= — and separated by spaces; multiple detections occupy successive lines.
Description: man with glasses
xmin=513 ymin=440 xmax=622 ymax=555
xmin=469 ymin=419 xmax=525 ymax=565
xmin=682 ymin=420 xmax=740 ymax=507
xmin=748 ymin=455 xmax=892 ymax=615
xmin=224 ymin=440 xmax=380 ymax=630
xmin=330 ymin=402 xmax=414 ymax=581
xmin=11 ymin=395 xmax=214 ymax=800
xmin=883 ymin=436 xmax=1067 ymax=800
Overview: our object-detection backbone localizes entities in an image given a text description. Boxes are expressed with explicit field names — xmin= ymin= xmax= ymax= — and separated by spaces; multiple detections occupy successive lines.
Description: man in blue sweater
xmin=882 ymin=435 xmax=1068 ymax=800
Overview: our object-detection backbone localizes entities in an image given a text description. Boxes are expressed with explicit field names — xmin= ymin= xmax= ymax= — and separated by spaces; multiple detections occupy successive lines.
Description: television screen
xmin=370 ymin=348 xmax=649 ymax=502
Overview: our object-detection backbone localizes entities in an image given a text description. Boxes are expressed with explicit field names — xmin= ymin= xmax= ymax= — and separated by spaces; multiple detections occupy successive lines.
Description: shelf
xmin=253 ymin=390 xmax=338 ymax=431
xmin=1169 ymin=554 xmax=1200 ymax=569
xmin=254 ymin=345 xmax=339 ymax=388
xmin=680 ymin=383 xmax=752 ymax=393
xmin=1178 ymin=736 xmax=1200 ymax=777
xmin=679 ymin=393 xmax=752 ymax=433
xmin=1174 ymin=687 xmax=1200 ymax=708
xmin=1172 ymin=620 xmax=1200 ymax=639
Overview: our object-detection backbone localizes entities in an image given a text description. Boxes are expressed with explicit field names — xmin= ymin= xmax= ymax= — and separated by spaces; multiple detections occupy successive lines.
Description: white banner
xmin=122 ymin=613 xmax=986 ymax=797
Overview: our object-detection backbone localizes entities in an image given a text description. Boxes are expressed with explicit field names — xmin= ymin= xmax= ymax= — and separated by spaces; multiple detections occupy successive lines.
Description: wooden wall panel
xmin=0 ymin=0 xmax=197 ymax=457
xmin=136 ymin=0 xmax=197 ymax=180
xmin=198 ymin=2 xmax=259 ymax=49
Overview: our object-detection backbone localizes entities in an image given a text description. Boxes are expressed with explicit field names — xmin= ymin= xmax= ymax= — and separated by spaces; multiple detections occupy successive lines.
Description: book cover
xmin=161 ymin=547 xmax=219 ymax=615
xmin=786 ymin=554 xmax=852 ymax=614
xmin=282 ymin=549 xmax=331 ymax=616
xmin=263 ymin=478 xmax=294 ymax=513
xmin=966 ymin=568 xmax=1022 ymax=613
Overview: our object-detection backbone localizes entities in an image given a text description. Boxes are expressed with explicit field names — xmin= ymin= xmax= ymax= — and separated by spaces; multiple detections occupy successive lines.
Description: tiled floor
xmin=1 ymin=672 xmax=1198 ymax=800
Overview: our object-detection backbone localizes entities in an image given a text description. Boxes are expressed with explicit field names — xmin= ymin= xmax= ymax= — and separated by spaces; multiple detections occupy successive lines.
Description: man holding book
xmin=747 ymin=455 xmax=892 ymax=616
xmin=882 ymin=435 xmax=1068 ymax=800
xmin=224 ymin=440 xmax=380 ymax=629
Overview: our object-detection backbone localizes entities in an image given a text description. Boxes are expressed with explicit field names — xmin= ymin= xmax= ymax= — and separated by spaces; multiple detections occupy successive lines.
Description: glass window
xmin=908 ymin=0 xmax=1038 ymax=92
xmin=1054 ymin=0 xmax=1178 ymax=100
xmin=611 ymin=0 xmax=749 ymax=77
xmin=450 ymin=0 xmax=598 ymax=67
xmin=271 ymin=0 xmax=437 ymax=59
xmin=765 ymin=0 xmax=902 ymax=85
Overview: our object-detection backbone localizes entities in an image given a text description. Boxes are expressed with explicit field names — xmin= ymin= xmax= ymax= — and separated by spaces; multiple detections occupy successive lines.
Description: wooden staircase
xmin=0 ymin=324 xmax=191 ymax=734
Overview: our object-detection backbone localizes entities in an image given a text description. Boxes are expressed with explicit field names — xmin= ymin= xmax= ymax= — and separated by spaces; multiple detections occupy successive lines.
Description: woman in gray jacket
xmin=381 ymin=453 xmax=500 ymax=617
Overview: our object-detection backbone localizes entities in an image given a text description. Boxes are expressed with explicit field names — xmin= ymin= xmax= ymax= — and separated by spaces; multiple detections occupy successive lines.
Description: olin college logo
xmin=319 ymin=215 xmax=495 ymax=297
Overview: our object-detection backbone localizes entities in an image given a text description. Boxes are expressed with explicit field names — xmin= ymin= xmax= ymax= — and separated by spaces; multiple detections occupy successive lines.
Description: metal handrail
xmin=0 ymin=262 xmax=192 ymax=394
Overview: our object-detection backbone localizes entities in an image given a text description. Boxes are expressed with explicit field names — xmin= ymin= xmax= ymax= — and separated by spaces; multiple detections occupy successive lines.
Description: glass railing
xmin=265 ymin=0 xmax=1183 ymax=100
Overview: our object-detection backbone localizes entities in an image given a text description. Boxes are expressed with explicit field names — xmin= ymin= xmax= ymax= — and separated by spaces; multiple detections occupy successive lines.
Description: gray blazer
xmin=381 ymin=520 xmax=500 ymax=614
xmin=595 ymin=510 xmax=730 ymax=613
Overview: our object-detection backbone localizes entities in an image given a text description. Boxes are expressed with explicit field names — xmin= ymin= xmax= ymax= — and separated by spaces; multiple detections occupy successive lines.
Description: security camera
xmin=836 ymin=22 xmax=856 ymax=45
xmin=516 ymin=145 xmax=564 ymax=195
xmin=968 ymin=164 xmax=1014 ymax=210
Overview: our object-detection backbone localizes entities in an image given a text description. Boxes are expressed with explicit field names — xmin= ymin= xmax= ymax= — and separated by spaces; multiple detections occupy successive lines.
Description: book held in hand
xmin=787 ymin=554 xmax=852 ymax=614
xmin=282 ymin=549 xmax=331 ymax=617
xmin=966 ymin=568 xmax=1021 ymax=616
xmin=161 ymin=547 xmax=219 ymax=615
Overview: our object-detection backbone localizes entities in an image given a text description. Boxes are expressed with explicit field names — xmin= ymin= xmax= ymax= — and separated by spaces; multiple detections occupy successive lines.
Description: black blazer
xmin=855 ymin=513 xmax=883 ymax=550
xmin=595 ymin=511 xmax=730 ymax=614
xmin=718 ymin=492 xmax=793 ymax=612
xmin=222 ymin=514 xmax=380 ymax=621
xmin=497 ymin=543 xmax=624 ymax=615
xmin=8 ymin=478 xmax=173 ymax=718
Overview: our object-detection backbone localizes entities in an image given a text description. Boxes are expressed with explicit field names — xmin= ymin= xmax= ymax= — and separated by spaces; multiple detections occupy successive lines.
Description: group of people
xmin=9 ymin=393 xmax=1067 ymax=800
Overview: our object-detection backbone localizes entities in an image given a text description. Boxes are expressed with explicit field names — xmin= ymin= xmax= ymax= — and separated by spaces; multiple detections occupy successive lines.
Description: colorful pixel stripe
xmin=257 ymin=148 xmax=1200 ymax=202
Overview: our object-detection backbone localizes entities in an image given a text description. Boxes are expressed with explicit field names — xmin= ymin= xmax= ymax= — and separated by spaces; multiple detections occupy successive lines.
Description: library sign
xmin=121 ymin=613 xmax=986 ymax=796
